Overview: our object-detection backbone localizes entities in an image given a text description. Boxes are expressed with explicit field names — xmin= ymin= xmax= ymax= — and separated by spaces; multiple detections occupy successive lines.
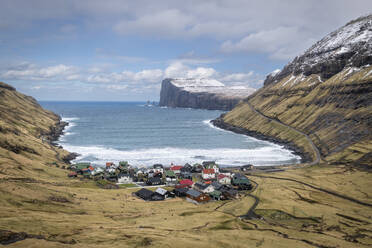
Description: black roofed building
xmin=146 ymin=177 xmax=163 ymax=186
xmin=174 ymin=187 xmax=188 ymax=197
xmin=135 ymin=188 xmax=154 ymax=201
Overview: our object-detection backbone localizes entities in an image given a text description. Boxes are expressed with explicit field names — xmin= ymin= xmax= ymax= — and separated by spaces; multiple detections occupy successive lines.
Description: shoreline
xmin=48 ymin=117 xmax=79 ymax=164
xmin=211 ymin=114 xmax=312 ymax=165
xmin=51 ymin=111 xmax=306 ymax=168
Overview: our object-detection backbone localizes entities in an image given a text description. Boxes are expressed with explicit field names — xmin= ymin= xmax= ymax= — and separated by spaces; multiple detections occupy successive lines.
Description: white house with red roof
xmin=170 ymin=165 xmax=183 ymax=174
xmin=218 ymin=174 xmax=231 ymax=184
xmin=202 ymin=169 xmax=215 ymax=180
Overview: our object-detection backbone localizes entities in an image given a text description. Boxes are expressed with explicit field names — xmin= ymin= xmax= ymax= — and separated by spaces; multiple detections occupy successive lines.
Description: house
xmin=192 ymin=163 xmax=203 ymax=173
xmin=221 ymin=188 xmax=238 ymax=199
xmin=146 ymin=177 xmax=163 ymax=186
xmin=219 ymin=168 xmax=232 ymax=177
xmin=180 ymin=171 xmax=192 ymax=180
xmin=186 ymin=189 xmax=210 ymax=204
xmin=202 ymin=161 xmax=220 ymax=173
xmin=218 ymin=174 xmax=231 ymax=185
xmin=179 ymin=179 xmax=194 ymax=187
xmin=117 ymin=173 xmax=132 ymax=184
xmin=118 ymin=161 xmax=130 ymax=173
xmin=211 ymin=181 xmax=223 ymax=191
xmin=193 ymin=182 xmax=214 ymax=193
xmin=180 ymin=163 xmax=193 ymax=172
xmin=153 ymin=164 xmax=164 ymax=174
xmin=240 ymin=164 xmax=253 ymax=171
xmin=174 ymin=187 xmax=188 ymax=197
xmin=232 ymin=174 xmax=252 ymax=190
xmin=135 ymin=188 xmax=153 ymax=201
xmin=170 ymin=165 xmax=183 ymax=174
xmin=135 ymin=188 xmax=165 ymax=201
xmin=106 ymin=162 xmax=114 ymax=168
xmin=155 ymin=188 xmax=174 ymax=199
xmin=71 ymin=162 xmax=91 ymax=174
xmin=209 ymin=190 xmax=223 ymax=201
xmin=165 ymin=170 xmax=177 ymax=184
xmin=202 ymin=169 xmax=215 ymax=180
xmin=91 ymin=167 xmax=104 ymax=176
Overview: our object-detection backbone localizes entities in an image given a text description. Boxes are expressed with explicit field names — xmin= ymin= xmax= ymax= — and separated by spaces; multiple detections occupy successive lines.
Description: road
xmin=246 ymin=101 xmax=321 ymax=165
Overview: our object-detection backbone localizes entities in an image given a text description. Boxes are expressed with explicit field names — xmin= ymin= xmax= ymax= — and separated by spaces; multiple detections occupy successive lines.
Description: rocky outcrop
xmin=159 ymin=78 xmax=255 ymax=110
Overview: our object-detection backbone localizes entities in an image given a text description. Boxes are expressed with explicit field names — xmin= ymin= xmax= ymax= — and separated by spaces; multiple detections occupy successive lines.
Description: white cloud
xmin=220 ymin=27 xmax=317 ymax=60
xmin=1 ymin=61 xmax=264 ymax=93
xmin=2 ymin=63 xmax=78 ymax=81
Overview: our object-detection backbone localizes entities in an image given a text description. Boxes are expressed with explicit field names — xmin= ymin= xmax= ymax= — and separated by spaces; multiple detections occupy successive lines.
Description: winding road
xmin=246 ymin=101 xmax=321 ymax=165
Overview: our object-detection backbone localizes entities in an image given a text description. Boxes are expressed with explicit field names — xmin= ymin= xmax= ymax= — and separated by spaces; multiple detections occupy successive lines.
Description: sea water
xmin=40 ymin=102 xmax=300 ymax=167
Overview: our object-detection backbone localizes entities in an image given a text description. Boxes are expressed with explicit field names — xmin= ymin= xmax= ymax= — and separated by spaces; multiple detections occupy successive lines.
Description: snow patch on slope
xmin=170 ymin=78 xmax=256 ymax=98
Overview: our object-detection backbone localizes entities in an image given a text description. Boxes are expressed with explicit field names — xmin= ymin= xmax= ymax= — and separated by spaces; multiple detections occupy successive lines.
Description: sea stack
xmin=159 ymin=78 xmax=255 ymax=111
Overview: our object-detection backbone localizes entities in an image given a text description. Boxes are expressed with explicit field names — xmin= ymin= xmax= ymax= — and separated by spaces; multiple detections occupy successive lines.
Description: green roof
xmin=119 ymin=161 xmax=129 ymax=166
xmin=165 ymin=170 xmax=175 ymax=177
xmin=209 ymin=190 xmax=222 ymax=197
xmin=73 ymin=163 xmax=90 ymax=170
xmin=233 ymin=177 xmax=251 ymax=185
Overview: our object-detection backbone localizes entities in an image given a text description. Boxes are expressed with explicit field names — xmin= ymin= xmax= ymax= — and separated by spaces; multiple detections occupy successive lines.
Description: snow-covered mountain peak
xmin=264 ymin=14 xmax=372 ymax=86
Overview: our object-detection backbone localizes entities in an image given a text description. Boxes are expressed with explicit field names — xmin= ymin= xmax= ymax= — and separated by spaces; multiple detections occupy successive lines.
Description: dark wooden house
xmin=186 ymin=189 xmax=210 ymax=204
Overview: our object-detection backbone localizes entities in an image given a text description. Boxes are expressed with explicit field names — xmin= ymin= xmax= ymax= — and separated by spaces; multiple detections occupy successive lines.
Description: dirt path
xmin=246 ymin=101 xmax=321 ymax=165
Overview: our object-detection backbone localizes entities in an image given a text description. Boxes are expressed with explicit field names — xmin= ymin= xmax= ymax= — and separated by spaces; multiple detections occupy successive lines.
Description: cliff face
xmin=218 ymin=15 xmax=372 ymax=166
xmin=0 ymin=82 xmax=70 ymax=177
xmin=159 ymin=78 xmax=255 ymax=111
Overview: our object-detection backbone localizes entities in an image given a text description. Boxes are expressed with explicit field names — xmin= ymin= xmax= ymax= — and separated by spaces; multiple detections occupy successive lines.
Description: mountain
xmin=159 ymin=78 xmax=256 ymax=110
xmin=213 ymin=15 xmax=372 ymax=166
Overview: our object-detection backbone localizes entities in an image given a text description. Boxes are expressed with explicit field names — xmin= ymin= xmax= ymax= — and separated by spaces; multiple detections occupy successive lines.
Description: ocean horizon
xmin=40 ymin=101 xmax=301 ymax=167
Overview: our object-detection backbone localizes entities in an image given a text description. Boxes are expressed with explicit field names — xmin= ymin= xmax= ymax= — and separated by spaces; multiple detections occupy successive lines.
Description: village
xmin=67 ymin=161 xmax=254 ymax=204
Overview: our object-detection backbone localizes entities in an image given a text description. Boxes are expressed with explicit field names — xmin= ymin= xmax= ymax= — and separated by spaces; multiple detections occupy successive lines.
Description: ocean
xmin=40 ymin=101 xmax=300 ymax=167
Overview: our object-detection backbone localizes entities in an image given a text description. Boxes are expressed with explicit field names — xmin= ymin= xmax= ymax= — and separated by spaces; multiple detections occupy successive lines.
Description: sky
xmin=0 ymin=0 xmax=371 ymax=101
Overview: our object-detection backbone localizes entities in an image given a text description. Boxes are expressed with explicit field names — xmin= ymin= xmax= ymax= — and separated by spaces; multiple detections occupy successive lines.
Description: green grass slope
xmin=223 ymin=66 xmax=372 ymax=166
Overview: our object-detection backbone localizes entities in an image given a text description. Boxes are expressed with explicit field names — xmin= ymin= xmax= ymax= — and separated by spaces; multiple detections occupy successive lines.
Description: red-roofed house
xmin=179 ymin=179 xmax=194 ymax=187
xmin=202 ymin=169 xmax=215 ymax=180
xmin=170 ymin=165 xmax=183 ymax=174
xmin=106 ymin=162 xmax=114 ymax=167
xmin=218 ymin=174 xmax=231 ymax=184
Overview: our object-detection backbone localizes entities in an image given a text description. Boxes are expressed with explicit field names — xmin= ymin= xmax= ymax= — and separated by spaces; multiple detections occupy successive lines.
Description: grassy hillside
xmin=0 ymin=82 xmax=70 ymax=178
xmin=223 ymin=66 xmax=372 ymax=166
xmin=0 ymin=82 xmax=371 ymax=247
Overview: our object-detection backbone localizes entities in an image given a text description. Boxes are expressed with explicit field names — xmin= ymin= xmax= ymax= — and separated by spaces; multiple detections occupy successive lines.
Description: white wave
xmin=62 ymin=117 xmax=79 ymax=122
xmin=203 ymin=119 xmax=231 ymax=133
xmin=61 ymin=144 xmax=300 ymax=167
xmin=59 ymin=117 xmax=79 ymax=141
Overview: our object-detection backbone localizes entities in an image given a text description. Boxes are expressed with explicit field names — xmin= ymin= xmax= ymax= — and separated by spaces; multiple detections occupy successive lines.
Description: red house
xmin=179 ymin=179 xmax=194 ymax=187
xmin=202 ymin=169 xmax=215 ymax=180
xmin=170 ymin=165 xmax=183 ymax=174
